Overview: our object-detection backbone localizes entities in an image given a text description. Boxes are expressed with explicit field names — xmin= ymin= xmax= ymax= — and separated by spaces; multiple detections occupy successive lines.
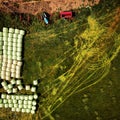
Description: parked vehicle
xmin=42 ymin=12 xmax=49 ymax=24
xmin=60 ymin=11 xmax=73 ymax=19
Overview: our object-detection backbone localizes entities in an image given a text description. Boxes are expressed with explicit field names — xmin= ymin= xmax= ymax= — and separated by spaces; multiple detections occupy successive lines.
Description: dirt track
xmin=0 ymin=0 xmax=100 ymax=15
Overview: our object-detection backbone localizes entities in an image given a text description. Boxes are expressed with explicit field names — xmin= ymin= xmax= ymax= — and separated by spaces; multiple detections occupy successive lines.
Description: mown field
xmin=0 ymin=0 xmax=120 ymax=120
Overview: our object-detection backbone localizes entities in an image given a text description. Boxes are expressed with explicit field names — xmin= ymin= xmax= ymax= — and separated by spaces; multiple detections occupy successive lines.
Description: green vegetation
xmin=0 ymin=0 xmax=120 ymax=120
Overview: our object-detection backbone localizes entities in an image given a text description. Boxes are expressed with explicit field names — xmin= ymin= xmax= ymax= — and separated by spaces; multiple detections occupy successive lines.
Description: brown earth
xmin=0 ymin=0 xmax=100 ymax=15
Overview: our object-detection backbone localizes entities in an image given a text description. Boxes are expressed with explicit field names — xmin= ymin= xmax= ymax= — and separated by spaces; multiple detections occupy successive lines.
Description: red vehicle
xmin=60 ymin=11 xmax=73 ymax=19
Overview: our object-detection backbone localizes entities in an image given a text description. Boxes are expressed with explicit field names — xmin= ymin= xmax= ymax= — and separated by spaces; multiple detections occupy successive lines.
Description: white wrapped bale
xmin=11 ymin=68 xmax=16 ymax=73
xmin=17 ymin=52 xmax=22 ymax=57
xmin=23 ymin=104 xmax=28 ymax=109
xmin=6 ymin=71 xmax=11 ymax=77
xmin=3 ymin=27 xmax=8 ymax=33
xmin=7 ymin=50 xmax=12 ymax=55
xmin=31 ymin=86 xmax=36 ymax=92
xmin=7 ymin=89 xmax=12 ymax=94
xmin=9 ymin=28 xmax=14 ymax=33
xmin=7 ymin=63 xmax=11 ymax=68
xmin=20 ymin=30 xmax=25 ymax=35
xmin=9 ymin=103 xmax=13 ymax=108
xmin=12 ymin=55 xmax=17 ymax=60
xmin=16 ymin=79 xmax=22 ymax=85
xmin=25 ymin=85 xmax=30 ymax=91
xmin=3 ymin=37 xmax=7 ymax=42
xmin=8 ymin=99 xmax=12 ymax=104
xmin=34 ymin=94 xmax=38 ymax=99
xmin=18 ymin=85 xmax=23 ymax=90
xmin=3 ymin=32 xmax=8 ymax=37
xmin=1 ymin=74 xmax=6 ymax=80
xmin=10 ymin=79 xmax=16 ymax=84
xmin=8 ymin=37 xmax=12 ymax=42
xmin=17 ymin=47 xmax=22 ymax=52
xmin=6 ymin=67 xmax=11 ymax=72
xmin=32 ymin=100 xmax=37 ymax=106
xmin=18 ymin=100 xmax=22 ymax=104
xmin=28 ymin=100 xmax=32 ymax=105
xmin=18 ymin=104 xmax=23 ymax=109
xmin=2 ymin=62 xmax=7 ymax=67
xmin=16 ymin=56 xmax=22 ymax=61
xmin=24 ymin=95 xmax=28 ymax=101
xmin=31 ymin=110 xmax=35 ymax=114
xmin=7 ymin=55 xmax=12 ymax=60
xmin=16 ymin=71 xmax=21 ymax=78
xmin=15 ymin=29 xmax=20 ymax=34
xmin=12 ymin=46 xmax=17 ymax=52
xmin=3 ymin=85 xmax=8 ymax=90
xmin=11 ymin=72 xmax=16 ymax=78
xmin=32 ymin=106 xmax=36 ymax=111
xmin=20 ymin=95 xmax=24 ymax=100
xmin=12 ymin=52 xmax=17 ymax=57
xmin=21 ymin=109 xmax=26 ymax=113
xmin=13 ymin=100 xmax=17 ymax=104
xmin=28 ymin=104 xmax=32 ymax=109
xmin=14 ymin=103 xmax=18 ymax=108
xmin=13 ymin=88 xmax=18 ymax=93
xmin=16 ymin=108 xmax=21 ymax=112
xmin=13 ymin=42 xmax=17 ymax=47
xmin=4 ymin=103 xmax=9 ymax=108
xmin=11 ymin=95 xmax=16 ymax=100
xmin=6 ymin=76 xmax=11 ymax=81
xmin=8 ymin=59 xmax=12 ymax=64
xmin=3 ymin=99 xmax=8 ymax=104
xmin=13 ymin=60 xmax=17 ymax=65
xmin=17 ymin=61 xmax=22 ymax=66
xmin=33 ymin=80 xmax=38 ymax=85
xmin=12 ymin=107 xmax=16 ymax=112
xmin=1 ymin=81 xmax=7 ymax=87
xmin=23 ymin=100 xmax=28 ymax=105
xmin=15 ymin=95 xmax=20 ymax=100
xmin=11 ymin=64 xmax=16 ymax=69
xmin=28 ymin=95 xmax=33 ymax=100
xmin=8 ymin=84 xmax=13 ymax=89
xmin=26 ymin=109 xmax=30 ymax=113
xmin=6 ymin=95 xmax=11 ymax=99
xmin=13 ymin=33 xmax=18 ymax=38
xmin=18 ymin=34 xmax=23 ymax=39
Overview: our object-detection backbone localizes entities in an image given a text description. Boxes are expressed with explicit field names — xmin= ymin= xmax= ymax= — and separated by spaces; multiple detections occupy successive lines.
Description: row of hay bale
xmin=0 ymin=27 xmax=25 ymax=80
xmin=2 ymin=27 xmax=25 ymax=61
xmin=0 ymin=93 xmax=38 ymax=114
xmin=1 ymin=59 xmax=23 ymax=80
xmin=1 ymin=79 xmax=38 ymax=94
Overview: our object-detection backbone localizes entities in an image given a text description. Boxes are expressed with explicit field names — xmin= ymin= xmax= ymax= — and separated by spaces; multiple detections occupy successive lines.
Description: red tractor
xmin=60 ymin=11 xmax=73 ymax=19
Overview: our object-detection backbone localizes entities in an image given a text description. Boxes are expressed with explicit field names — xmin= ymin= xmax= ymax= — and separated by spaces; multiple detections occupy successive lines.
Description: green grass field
xmin=0 ymin=0 xmax=120 ymax=120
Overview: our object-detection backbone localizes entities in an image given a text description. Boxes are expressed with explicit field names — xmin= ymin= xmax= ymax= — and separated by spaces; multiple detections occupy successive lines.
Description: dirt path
xmin=0 ymin=0 xmax=100 ymax=15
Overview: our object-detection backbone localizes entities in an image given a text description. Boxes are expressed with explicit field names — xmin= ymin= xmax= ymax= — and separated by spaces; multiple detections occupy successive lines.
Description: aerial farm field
xmin=0 ymin=0 xmax=120 ymax=120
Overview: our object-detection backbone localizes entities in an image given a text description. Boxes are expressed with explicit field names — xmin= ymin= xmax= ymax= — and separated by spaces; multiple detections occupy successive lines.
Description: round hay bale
xmin=10 ymin=79 xmax=16 ymax=84
xmin=8 ymin=33 xmax=13 ymax=38
xmin=18 ymin=85 xmax=23 ymax=90
xmin=15 ymin=29 xmax=20 ymax=34
xmin=31 ymin=87 xmax=36 ymax=93
xmin=33 ymin=80 xmax=38 ymax=86
xmin=16 ymin=79 xmax=21 ymax=85
xmin=9 ymin=28 xmax=14 ymax=33
xmin=13 ymin=88 xmax=18 ymax=93
xmin=13 ymin=33 xmax=18 ymax=38
xmin=20 ymin=30 xmax=25 ymax=35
